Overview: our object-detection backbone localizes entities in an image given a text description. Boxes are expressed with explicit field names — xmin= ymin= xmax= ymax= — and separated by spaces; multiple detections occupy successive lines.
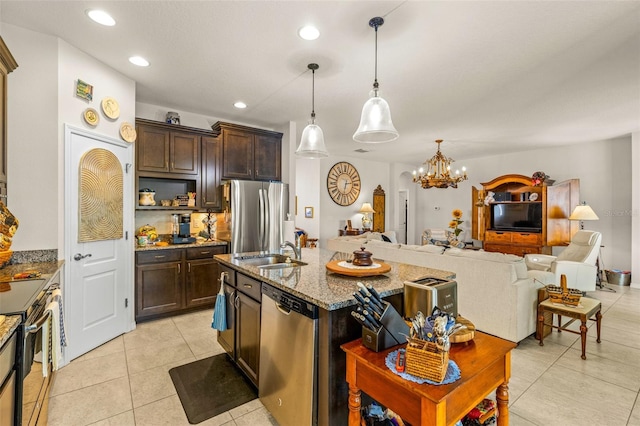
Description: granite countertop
xmin=135 ymin=239 xmax=228 ymax=251
xmin=215 ymin=248 xmax=455 ymax=311
xmin=0 ymin=315 xmax=20 ymax=347
xmin=0 ymin=260 xmax=65 ymax=282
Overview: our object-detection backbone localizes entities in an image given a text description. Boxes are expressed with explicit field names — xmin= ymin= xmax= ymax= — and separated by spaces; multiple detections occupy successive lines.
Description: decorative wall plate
xmin=83 ymin=108 xmax=99 ymax=126
xmin=101 ymin=97 xmax=120 ymax=119
xmin=529 ymin=193 xmax=539 ymax=201
xmin=119 ymin=122 xmax=137 ymax=143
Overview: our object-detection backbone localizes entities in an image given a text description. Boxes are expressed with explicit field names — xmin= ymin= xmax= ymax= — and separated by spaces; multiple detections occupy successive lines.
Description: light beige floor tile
xmin=228 ymin=398 xmax=264 ymax=418
xmin=87 ymin=410 xmax=135 ymax=426
xmin=123 ymin=317 xmax=185 ymax=350
xmin=74 ymin=335 xmax=125 ymax=362
xmin=184 ymin=330 xmax=226 ymax=356
xmin=232 ymin=406 xmax=279 ymax=426
xmin=599 ymin=323 xmax=640 ymax=350
xmin=629 ymin=396 xmax=640 ymax=425
xmin=507 ymin=411 xmax=536 ymax=426
xmin=555 ymin=347 xmax=640 ymax=392
xmin=510 ymin=365 xmax=635 ymax=425
xmin=574 ymin=334 xmax=640 ymax=367
xmin=129 ymin=357 xmax=193 ymax=408
xmin=48 ymin=376 xmax=132 ymax=425
xmin=50 ymin=350 xmax=128 ymax=396
xmin=134 ymin=394 xmax=233 ymax=426
xmin=126 ymin=340 xmax=195 ymax=374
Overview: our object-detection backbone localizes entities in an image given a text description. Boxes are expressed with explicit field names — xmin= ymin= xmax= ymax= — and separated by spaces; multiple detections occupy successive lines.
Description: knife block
xmin=362 ymin=301 xmax=410 ymax=352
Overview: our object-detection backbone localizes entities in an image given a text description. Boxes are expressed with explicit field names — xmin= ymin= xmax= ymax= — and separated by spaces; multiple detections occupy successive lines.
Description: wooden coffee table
xmin=537 ymin=297 xmax=602 ymax=359
xmin=341 ymin=332 xmax=516 ymax=426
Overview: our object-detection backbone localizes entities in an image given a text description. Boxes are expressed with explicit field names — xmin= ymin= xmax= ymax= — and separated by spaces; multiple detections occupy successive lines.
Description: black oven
xmin=0 ymin=274 xmax=58 ymax=426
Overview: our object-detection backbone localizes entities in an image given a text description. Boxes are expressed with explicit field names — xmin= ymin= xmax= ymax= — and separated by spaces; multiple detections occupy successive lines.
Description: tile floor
xmin=47 ymin=284 xmax=640 ymax=426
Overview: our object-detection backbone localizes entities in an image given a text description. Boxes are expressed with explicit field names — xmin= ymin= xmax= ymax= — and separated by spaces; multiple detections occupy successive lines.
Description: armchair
xmin=525 ymin=230 xmax=602 ymax=292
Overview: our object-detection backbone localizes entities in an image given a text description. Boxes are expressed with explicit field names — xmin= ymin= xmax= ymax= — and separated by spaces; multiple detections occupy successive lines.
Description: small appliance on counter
xmin=403 ymin=276 xmax=458 ymax=319
xmin=171 ymin=213 xmax=196 ymax=244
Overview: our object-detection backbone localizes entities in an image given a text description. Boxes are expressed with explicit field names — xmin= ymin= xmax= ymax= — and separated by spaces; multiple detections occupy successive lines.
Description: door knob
xmin=73 ymin=253 xmax=92 ymax=261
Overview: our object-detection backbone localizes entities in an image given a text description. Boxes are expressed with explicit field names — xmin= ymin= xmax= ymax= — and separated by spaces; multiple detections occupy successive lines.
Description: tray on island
xmin=325 ymin=260 xmax=391 ymax=277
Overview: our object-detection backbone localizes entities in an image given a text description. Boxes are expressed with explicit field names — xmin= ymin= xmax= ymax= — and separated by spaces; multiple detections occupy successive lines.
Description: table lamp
xmin=569 ymin=201 xmax=599 ymax=230
xmin=359 ymin=202 xmax=376 ymax=230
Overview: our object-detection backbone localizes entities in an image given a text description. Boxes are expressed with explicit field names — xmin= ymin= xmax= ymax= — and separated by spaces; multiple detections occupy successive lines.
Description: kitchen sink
xmin=234 ymin=254 xmax=307 ymax=268
xmin=257 ymin=261 xmax=306 ymax=270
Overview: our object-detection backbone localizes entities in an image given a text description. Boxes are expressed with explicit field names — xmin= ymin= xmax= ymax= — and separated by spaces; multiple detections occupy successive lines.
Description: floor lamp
xmin=569 ymin=202 xmax=614 ymax=292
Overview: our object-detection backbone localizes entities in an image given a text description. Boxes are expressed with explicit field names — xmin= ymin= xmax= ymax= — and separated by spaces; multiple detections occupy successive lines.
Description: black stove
xmin=0 ymin=278 xmax=49 ymax=318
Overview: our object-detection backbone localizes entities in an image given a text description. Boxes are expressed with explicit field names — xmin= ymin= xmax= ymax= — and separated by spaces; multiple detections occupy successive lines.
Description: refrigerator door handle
xmin=259 ymin=189 xmax=266 ymax=252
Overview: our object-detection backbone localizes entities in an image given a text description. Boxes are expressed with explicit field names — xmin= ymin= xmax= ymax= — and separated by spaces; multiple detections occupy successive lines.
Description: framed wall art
xmin=304 ymin=207 xmax=313 ymax=218
xmin=76 ymin=79 xmax=93 ymax=101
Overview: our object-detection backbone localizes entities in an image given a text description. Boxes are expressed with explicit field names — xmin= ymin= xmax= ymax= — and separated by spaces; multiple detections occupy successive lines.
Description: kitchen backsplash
xmin=135 ymin=211 xmax=228 ymax=239
xmin=10 ymin=249 xmax=58 ymax=264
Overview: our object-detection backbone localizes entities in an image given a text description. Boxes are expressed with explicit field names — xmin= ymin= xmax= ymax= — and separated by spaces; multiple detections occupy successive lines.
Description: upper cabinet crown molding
xmin=0 ymin=37 xmax=18 ymax=74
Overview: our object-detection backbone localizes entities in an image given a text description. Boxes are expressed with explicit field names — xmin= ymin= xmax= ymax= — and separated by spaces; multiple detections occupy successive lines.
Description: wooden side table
xmin=537 ymin=297 xmax=602 ymax=359
xmin=341 ymin=332 xmax=516 ymax=426
xmin=339 ymin=229 xmax=366 ymax=236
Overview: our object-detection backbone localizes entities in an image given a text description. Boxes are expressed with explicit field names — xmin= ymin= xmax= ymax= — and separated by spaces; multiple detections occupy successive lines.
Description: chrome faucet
xmin=280 ymin=239 xmax=301 ymax=260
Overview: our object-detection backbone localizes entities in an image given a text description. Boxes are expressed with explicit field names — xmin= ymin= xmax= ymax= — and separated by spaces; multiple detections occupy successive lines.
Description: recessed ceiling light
xmin=234 ymin=101 xmax=247 ymax=109
xmin=86 ymin=10 xmax=116 ymax=26
xmin=298 ymin=25 xmax=319 ymax=41
xmin=129 ymin=56 xmax=149 ymax=67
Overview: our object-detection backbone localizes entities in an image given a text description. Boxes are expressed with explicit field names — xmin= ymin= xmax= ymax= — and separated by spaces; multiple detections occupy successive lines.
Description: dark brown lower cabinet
xmin=217 ymin=265 xmax=261 ymax=387
xmin=135 ymin=245 xmax=227 ymax=322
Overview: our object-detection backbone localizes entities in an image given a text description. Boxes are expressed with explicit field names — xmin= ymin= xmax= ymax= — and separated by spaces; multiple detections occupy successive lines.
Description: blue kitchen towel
xmin=385 ymin=348 xmax=461 ymax=385
xmin=211 ymin=273 xmax=227 ymax=331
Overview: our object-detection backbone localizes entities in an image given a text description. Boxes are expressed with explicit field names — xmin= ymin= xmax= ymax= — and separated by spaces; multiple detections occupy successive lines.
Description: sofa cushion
xmin=382 ymin=231 xmax=398 ymax=244
xmin=414 ymin=244 xmax=446 ymax=254
xmin=367 ymin=239 xmax=401 ymax=249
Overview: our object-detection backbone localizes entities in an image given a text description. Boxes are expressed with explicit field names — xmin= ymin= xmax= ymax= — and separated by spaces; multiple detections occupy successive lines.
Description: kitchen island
xmin=215 ymin=248 xmax=454 ymax=426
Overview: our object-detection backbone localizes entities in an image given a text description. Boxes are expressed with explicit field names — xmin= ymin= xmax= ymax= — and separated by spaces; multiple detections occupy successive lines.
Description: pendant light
xmin=296 ymin=63 xmax=329 ymax=158
xmin=353 ymin=17 xmax=399 ymax=143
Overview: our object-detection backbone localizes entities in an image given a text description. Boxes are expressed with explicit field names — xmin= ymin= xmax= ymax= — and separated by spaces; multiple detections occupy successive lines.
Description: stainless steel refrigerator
xmin=223 ymin=180 xmax=289 ymax=254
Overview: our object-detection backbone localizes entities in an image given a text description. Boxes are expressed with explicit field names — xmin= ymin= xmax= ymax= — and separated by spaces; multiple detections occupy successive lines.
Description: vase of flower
xmin=448 ymin=209 xmax=464 ymax=238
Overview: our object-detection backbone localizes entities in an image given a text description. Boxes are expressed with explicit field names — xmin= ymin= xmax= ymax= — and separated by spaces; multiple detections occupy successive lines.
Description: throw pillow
xmin=381 ymin=234 xmax=392 ymax=242
xmin=382 ymin=231 xmax=398 ymax=243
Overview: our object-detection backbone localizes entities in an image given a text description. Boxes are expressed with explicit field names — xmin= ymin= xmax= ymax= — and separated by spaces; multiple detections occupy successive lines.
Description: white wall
xmin=4 ymin=25 xmax=59 ymax=251
xmin=4 ymin=24 xmax=137 ymax=256
xmin=406 ymin=137 xmax=632 ymax=271
xmin=632 ymin=131 xmax=640 ymax=288
xmin=317 ymin=156 xmax=391 ymax=247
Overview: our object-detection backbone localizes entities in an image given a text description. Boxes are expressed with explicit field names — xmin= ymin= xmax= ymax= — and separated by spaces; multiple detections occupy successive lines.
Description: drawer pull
xmin=200 ymin=251 xmax=211 ymax=255
xmin=154 ymin=255 xmax=166 ymax=259
xmin=243 ymin=284 xmax=252 ymax=289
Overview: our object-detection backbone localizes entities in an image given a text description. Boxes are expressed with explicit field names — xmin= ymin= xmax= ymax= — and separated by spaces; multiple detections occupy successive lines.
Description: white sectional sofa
xmin=327 ymin=232 xmax=551 ymax=343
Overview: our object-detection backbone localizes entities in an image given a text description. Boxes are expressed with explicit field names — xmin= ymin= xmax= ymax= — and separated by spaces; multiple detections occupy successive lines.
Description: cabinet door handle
xmin=188 ymin=262 xmax=191 ymax=273
xmin=235 ymin=295 xmax=240 ymax=308
xmin=178 ymin=263 xmax=181 ymax=274
xmin=165 ymin=161 xmax=168 ymax=169
xmin=171 ymin=162 xmax=175 ymax=169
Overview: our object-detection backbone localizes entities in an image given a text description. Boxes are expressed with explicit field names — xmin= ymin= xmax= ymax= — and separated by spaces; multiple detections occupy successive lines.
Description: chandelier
xmin=412 ymin=140 xmax=468 ymax=189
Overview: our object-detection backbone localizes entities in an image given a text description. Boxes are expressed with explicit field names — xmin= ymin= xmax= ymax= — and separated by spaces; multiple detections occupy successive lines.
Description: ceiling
xmin=2 ymin=1 xmax=639 ymax=165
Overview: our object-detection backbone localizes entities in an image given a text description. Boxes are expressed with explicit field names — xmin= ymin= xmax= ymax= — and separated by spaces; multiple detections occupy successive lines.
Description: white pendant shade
xmin=296 ymin=122 xmax=329 ymax=158
xmin=353 ymin=90 xmax=399 ymax=143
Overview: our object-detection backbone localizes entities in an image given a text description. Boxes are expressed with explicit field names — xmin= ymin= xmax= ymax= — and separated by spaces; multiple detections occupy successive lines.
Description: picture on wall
xmin=76 ymin=79 xmax=94 ymax=101
xmin=304 ymin=207 xmax=313 ymax=218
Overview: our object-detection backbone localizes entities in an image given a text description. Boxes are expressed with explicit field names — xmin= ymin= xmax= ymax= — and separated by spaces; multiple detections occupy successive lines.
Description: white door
xmin=64 ymin=125 xmax=133 ymax=362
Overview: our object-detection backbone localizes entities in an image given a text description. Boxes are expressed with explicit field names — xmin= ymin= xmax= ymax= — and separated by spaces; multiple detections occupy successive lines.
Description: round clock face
xmin=327 ymin=162 xmax=361 ymax=206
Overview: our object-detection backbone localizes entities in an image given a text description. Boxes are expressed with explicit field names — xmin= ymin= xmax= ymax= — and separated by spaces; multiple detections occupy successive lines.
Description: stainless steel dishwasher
xmin=259 ymin=283 xmax=318 ymax=426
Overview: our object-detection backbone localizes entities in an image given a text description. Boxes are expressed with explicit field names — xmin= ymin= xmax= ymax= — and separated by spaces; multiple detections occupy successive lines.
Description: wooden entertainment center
xmin=472 ymin=174 xmax=580 ymax=255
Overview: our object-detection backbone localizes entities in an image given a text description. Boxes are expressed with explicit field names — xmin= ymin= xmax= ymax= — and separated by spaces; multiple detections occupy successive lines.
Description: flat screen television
xmin=490 ymin=202 xmax=542 ymax=232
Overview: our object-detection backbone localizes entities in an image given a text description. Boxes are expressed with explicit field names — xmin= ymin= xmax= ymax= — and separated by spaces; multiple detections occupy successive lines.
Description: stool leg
xmin=596 ymin=310 xmax=602 ymax=343
xmin=580 ymin=320 xmax=587 ymax=360
xmin=538 ymin=312 xmax=545 ymax=346
xmin=557 ymin=314 xmax=562 ymax=333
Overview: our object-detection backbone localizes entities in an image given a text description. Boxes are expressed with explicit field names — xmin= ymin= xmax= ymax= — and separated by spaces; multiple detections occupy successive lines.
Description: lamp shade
xmin=296 ymin=123 xmax=329 ymax=158
xmin=359 ymin=202 xmax=376 ymax=214
xmin=569 ymin=203 xmax=599 ymax=221
xmin=353 ymin=90 xmax=398 ymax=143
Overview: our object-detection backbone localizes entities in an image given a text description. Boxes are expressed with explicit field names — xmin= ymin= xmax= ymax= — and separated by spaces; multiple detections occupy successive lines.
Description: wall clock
xmin=327 ymin=162 xmax=361 ymax=206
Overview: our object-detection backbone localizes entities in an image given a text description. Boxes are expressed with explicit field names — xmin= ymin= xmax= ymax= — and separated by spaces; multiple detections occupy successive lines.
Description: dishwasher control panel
xmin=262 ymin=283 xmax=318 ymax=319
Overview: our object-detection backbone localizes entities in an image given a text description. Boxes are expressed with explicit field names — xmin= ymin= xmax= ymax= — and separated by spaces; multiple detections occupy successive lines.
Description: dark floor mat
xmin=169 ymin=353 xmax=258 ymax=424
